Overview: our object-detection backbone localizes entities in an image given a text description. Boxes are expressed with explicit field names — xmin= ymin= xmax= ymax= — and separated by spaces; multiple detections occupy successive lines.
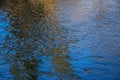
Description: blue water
xmin=0 ymin=0 xmax=120 ymax=80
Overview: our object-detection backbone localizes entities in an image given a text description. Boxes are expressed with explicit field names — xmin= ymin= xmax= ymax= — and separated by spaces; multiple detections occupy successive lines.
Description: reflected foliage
xmin=1 ymin=0 xmax=80 ymax=80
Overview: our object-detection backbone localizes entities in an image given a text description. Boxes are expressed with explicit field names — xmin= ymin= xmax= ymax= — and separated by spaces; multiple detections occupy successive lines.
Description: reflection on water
xmin=0 ymin=0 xmax=80 ymax=80
xmin=0 ymin=0 xmax=120 ymax=80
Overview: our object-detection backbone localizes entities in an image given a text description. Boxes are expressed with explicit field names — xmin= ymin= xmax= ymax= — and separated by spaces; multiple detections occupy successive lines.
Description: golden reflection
xmin=1 ymin=0 xmax=80 ymax=80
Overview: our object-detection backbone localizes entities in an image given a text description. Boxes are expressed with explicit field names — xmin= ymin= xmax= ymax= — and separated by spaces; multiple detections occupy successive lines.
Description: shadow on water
xmin=0 ymin=0 xmax=80 ymax=80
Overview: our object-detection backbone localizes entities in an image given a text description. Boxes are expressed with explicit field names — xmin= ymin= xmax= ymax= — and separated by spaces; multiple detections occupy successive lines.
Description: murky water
xmin=0 ymin=0 xmax=120 ymax=80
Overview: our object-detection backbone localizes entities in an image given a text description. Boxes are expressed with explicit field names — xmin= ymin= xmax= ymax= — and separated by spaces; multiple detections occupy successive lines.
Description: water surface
xmin=0 ymin=0 xmax=120 ymax=80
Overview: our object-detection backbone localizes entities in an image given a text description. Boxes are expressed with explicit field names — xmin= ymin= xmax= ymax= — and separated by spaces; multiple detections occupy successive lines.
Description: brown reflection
xmin=51 ymin=46 xmax=80 ymax=80
xmin=1 ymin=0 xmax=80 ymax=80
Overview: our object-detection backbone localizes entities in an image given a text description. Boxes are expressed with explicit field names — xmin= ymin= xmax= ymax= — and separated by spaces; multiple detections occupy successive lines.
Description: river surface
xmin=0 ymin=0 xmax=120 ymax=80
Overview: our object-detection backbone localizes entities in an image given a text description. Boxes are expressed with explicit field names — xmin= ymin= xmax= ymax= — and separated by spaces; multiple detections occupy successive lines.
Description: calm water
xmin=0 ymin=0 xmax=120 ymax=80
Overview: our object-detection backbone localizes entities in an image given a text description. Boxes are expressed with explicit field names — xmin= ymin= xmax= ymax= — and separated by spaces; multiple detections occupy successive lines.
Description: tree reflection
xmin=1 ymin=0 xmax=80 ymax=80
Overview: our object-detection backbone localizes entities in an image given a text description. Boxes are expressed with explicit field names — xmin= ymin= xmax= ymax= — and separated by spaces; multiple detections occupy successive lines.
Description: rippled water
xmin=0 ymin=0 xmax=120 ymax=80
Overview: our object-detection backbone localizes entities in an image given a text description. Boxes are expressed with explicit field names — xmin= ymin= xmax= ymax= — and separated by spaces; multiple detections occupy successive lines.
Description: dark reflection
xmin=1 ymin=0 xmax=80 ymax=80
